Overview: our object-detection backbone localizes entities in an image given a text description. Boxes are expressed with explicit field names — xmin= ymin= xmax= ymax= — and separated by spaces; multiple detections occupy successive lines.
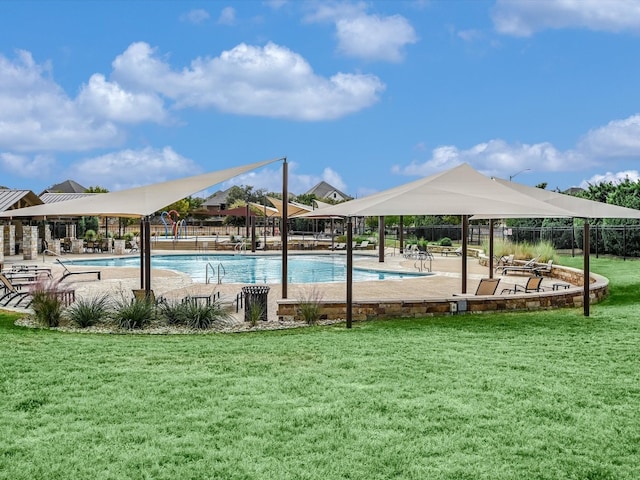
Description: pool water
xmin=68 ymin=254 xmax=429 ymax=284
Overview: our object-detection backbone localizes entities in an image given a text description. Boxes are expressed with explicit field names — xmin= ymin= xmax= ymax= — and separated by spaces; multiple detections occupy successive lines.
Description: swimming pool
xmin=68 ymin=254 xmax=429 ymax=284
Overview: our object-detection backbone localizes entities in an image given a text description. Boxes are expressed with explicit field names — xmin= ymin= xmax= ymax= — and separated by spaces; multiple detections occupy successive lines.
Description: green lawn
xmin=0 ymin=256 xmax=638 ymax=479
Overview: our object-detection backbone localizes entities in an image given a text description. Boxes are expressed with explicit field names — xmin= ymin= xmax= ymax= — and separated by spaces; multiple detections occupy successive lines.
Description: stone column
xmin=22 ymin=226 xmax=38 ymax=260
xmin=66 ymin=223 xmax=77 ymax=239
xmin=0 ymin=227 xmax=4 ymax=266
xmin=71 ymin=239 xmax=84 ymax=254
xmin=113 ymin=239 xmax=126 ymax=255
xmin=4 ymin=225 xmax=15 ymax=256
xmin=50 ymin=239 xmax=61 ymax=256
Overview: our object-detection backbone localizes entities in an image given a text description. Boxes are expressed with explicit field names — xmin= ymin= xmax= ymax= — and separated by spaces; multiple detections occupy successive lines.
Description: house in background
xmin=39 ymin=179 xmax=87 ymax=195
xmin=305 ymin=181 xmax=351 ymax=202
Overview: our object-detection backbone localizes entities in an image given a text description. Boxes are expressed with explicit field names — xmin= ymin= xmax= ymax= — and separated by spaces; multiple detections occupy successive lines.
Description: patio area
xmin=1 ymin=247 xmax=605 ymax=332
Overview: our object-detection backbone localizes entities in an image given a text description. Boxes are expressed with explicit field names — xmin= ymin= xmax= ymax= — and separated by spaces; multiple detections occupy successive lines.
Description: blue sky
xmin=1 ymin=0 xmax=640 ymax=199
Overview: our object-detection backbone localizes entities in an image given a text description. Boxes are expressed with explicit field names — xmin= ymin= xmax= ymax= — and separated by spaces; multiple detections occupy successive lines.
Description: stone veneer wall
xmin=0 ymin=228 xmax=3 ymax=265
xmin=3 ymin=224 xmax=15 ymax=256
xmin=277 ymin=265 xmax=608 ymax=322
xmin=22 ymin=226 xmax=38 ymax=260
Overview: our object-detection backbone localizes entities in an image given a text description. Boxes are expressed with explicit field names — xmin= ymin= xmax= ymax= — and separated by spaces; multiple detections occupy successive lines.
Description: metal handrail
xmin=205 ymin=262 xmax=226 ymax=284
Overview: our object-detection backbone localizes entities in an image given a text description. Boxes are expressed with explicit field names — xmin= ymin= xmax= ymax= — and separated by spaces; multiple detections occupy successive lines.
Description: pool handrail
xmin=206 ymin=262 xmax=226 ymax=284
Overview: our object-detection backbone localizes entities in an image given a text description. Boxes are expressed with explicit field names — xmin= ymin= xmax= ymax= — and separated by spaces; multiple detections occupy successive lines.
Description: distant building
xmin=563 ymin=187 xmax=585 ymax=196
xmin=305 ymin=181 xmax=351 ymax=202
xmin=39 ymin=179 xmax=87 ymax=196
xmin=0 ymin=189 xmax=43 ymax=213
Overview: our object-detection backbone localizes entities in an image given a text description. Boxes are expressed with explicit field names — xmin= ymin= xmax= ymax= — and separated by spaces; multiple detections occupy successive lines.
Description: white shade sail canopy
xmin=267 ymin=197 xmax=313 ymax=218
xmin=300 ymin=163 xmax=574 ymax=218
xmin=0 ymin=158 xmax=282 ymax=219
xmin=472 ymin=178 xmax=640 ymax=220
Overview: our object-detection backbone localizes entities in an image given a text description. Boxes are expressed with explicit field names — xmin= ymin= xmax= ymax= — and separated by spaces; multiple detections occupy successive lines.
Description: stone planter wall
xmin=277 ymin=265 xmax=608 ymax=323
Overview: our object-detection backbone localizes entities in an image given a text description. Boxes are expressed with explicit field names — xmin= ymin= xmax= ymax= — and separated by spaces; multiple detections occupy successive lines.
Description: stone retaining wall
xmin=277 ymin=264 xmax=608 ymax=322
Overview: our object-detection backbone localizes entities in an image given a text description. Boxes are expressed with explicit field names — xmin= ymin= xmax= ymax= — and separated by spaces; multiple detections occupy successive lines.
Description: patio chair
xmin=501 ymin=276 xmax=543 ymax=294
xmin=454 ymin=277 xmax=501 ymax=297
xmin=56 ymin=259 xmax=102 ymax=281
xmin=499 ymin=256 xmax=540 ymax=275
xmin=0 ymin=273 xmax=32 ymax=307
xmin=129 ymin=239 xmax=139 ymax=253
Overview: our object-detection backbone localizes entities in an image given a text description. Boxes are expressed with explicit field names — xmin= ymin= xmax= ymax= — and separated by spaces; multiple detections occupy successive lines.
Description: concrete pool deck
xmin=2 ymin=249 xmax=599 ymax=328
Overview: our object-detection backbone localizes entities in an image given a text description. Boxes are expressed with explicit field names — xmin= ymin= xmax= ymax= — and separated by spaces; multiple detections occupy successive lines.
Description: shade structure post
xmin=399 ymin=215 xmax=404 ymax=254
xmin=584 ymin=220 xmax=590 ymax=317
xmin=281 ymin=158 xmax=288 ymax=299
xmin=461 ymin=215 xmax=469 ymax=294
xmin=489 ymin=219 xmax=494 ymax=279
xmin=251 ymin=216 xmax=256 ymax=252
xmin=144 ymin=217 xmax=151 ymax=298
xmin=139 ymin=218 xmax=145 ymax=290
xmin=245 ymin=205 xmax=250 ymax=239
xmin=330 ymin=218 xmax=335 ymax=250
xmin=346 ymin=218 xmax=353 ymax=329
xmin=378 ymin=216 xmax=385 ymax=262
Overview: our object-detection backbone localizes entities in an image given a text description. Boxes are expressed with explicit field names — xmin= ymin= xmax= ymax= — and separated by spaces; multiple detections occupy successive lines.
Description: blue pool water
xmin=68 ymin=254 xmax=428 ymax=284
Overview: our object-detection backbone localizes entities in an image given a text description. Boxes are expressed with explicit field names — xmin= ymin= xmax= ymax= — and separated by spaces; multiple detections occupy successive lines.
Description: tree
xmin=86 ymin=186 xmax=109 ymax=193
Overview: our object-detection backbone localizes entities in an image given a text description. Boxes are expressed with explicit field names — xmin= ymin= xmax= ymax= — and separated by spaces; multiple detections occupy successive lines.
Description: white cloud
xmin=392 ymin=139 xmax=586 ymax=179
xmin=581 ymin=170 xmax=640 ymax=188
xmin=67 ymin=147 xmax=199 ymax=191
xmin=0 ymin=50 xmax=124 ymax=152
xmin=77 ymin=74 xmax=166 ymax=124
xmin=492 ymin=0 xmax=640 ymax=37
xmin=305 ymin=3 xmax=417 ymax=62
xmin=0 ymin=152 xmax=56 ymax=178
xmin=321 ymin=167 xmax=347 ymax=192
xmin=578 ymin=115 xmax=640 ymax=158
xmin=457 ymin=29 xmax=483 ymax=42
xmin=111 ymin=41 xmax=385 ymax=121
xmin=180 ymin=9 xmax=210 ymax=24
xmin=218 ymin=7 xmax=236 ymax=25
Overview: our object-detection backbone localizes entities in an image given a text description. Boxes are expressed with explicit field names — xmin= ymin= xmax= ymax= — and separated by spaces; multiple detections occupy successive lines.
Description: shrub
xmin=246 ymin=301 xmax=265 ymax=327
xmin=84 ymin=229 xmax=97 ymax=240
xmin=65 ymin=294 xmax=110 ymax=328
xmin=29 ymin=277 xmax=69 ymax=327
xmin=296 ymin=288 xmax=323 ymax=325
xmin=178 ymin=298 xmax=231 ymax=329
xmin=159 ymin=298 xmax=231 ymax=329
xmin=112 ymin=297 xmax=155 ymax=329
xmin=439 ymin=237 xmax=453 ymax=246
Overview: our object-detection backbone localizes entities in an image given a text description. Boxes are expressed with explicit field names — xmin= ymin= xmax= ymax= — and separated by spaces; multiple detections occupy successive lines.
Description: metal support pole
xmin=144 ymin=218 xmax=151 ymax=298
xmin=282 ymin=158 xmax=288 ymax=299
xmin=139 ymin=218 xmax=145 ymax=290
xmin=583 ymin=220 xmax=590 ymax=317
xmin=378 ymin=216 xmax=385 ymax=262
xmin=346 ymin=218 xmax=353 ymax=329
xmin=251 ymin=216 xmax=256 ymax=252
xmin=461 ymin=215 xmax=469 ymax=294
xmin=399 ymin=215 xmax=404 ymax=254
xmin=489 ymin=219 xmax=494 ymax=279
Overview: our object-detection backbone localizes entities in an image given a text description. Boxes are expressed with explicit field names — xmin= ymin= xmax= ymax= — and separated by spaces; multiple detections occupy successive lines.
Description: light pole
xmin=509 ymin=168 xmax=531 ymax=181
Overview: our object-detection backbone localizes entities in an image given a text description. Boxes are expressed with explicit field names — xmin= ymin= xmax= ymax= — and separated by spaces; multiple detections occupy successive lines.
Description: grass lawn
xmin=0 ymin=256 xmax=638 ymax=479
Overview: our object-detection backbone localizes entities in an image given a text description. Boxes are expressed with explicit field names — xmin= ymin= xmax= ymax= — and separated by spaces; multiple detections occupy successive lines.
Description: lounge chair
xmin=355 ymin=240 xmax=370 ymax=249
xmin=129 ymin=239 xmax=139 ymax=253
xmin=499 ymin=256 xmax=540 ymax=275
xmin=533 ymin=260 xmax=554 ymax=276
xmin=56 ymin=259 xmax=101 ymax=281
xmin=454 ymin=277 xmax=501 ymax=297
xmin=494 ymin=254 xmax=515 ymax=273
xmin=501 ymin=276 xmax=543 ymax=294
xmin=0 ymin=273 xmax=32 ymax=307
xmin=329 ymin=242 xmax=346 ymax=251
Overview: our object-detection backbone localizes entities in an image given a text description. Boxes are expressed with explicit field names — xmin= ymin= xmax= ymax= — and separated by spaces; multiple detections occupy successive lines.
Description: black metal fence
xmin=403 ymin=225 xmax=640 ymax=259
